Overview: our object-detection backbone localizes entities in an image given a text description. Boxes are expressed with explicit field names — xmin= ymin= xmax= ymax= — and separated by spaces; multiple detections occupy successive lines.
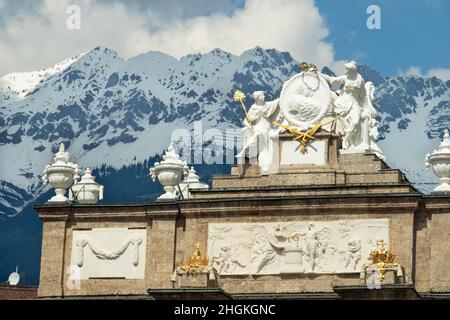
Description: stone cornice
xmin=34 ymin=202 xmax=180 ymax=221
xmin=422 ymin=195 xmax=450 ymax=213
xmin=34 ymin=193 xmax=438 ymax=220
xmin=178 ymin=194 xmax=422 ymax=216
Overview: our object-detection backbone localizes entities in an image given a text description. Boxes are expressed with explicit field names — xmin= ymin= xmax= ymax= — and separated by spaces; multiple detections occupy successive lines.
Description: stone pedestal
xmin=362 ymin=269 xmax=403 ymax=286
xmin=278 ymin=132 xmax=339 ymax=170
xmin=361 ymin=265 xmax=404 ymax=287
xmin=178 ymin=274 xmax=219 ymax=289
xmin=178 ymin=273 xmax=212 ymax=288
xmin=233 ymin=131 xmax=341 ymax=177
xmin=280 ymin=139 xmax=328 ymax=166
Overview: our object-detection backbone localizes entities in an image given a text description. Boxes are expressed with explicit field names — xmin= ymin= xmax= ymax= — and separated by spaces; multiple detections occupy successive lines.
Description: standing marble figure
xmin=320 ymin=61 xmax=384 ymax=159
xmin=236 ymin=91 xmax=281 ymax=173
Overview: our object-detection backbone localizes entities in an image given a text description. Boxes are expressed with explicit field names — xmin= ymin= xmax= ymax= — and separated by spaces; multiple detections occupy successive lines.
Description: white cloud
xmin=404 ymin=66 xmax=423 ymax=77
xmin=0 ymin=0 xmax=336 ymax=76
xmin=133 ymin=0 xmax=335 ymax=68
xmin=426 ymin=68 xmax=450 ymax=81
xmin=403 ymin=66 xmax=450 ymax=81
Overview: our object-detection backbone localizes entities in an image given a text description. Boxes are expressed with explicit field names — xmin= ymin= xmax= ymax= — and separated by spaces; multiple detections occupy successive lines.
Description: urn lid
xmin=430 ymin=129 xmax=450 ymax=156
xmin=53 ymin=143 xmax=71 ymax=164
xmin=184 ymin=167 xmax=201 ymax=183
xmin=154 ymin=142 xmax=188 ymax=167
xmin=181 ymin=167 xmax=209 ymax=190
xmin=71 ymin=168 xmax=104 ymax=202
xmin=77 ymin=168 xmax=100 ymax=185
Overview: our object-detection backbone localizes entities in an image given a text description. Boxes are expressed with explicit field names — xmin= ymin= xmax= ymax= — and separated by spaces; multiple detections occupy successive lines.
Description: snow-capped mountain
xmin=1 ymin=46 xmax=449 ymax=219
xmin=0 ymin=46 xmax=300 ymax=218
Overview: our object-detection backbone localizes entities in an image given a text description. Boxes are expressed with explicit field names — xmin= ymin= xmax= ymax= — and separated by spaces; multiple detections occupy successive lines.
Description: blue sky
xmin=0 ymin=0 xmax=448 ymax=78
xmin=316 ymin=0 xmax=450 ymax=76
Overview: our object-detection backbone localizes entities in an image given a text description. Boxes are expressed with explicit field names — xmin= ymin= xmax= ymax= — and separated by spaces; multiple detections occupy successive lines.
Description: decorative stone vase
xmin=42 ymin=143 xmax=80 ymax=203
xmin=149 ymin=142 xmax=188 ymax=200
xmin=69 ymin=168 xmax=104 ymax=204
xmin=178 ymin=167 xmax=209 ymax=199
xmin=425 ymin=129 xmax=450 ymax=193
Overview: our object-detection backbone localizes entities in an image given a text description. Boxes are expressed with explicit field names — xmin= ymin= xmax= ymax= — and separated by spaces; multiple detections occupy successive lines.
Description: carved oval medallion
xmin=279 ymin=71 xmax=332 ymax=130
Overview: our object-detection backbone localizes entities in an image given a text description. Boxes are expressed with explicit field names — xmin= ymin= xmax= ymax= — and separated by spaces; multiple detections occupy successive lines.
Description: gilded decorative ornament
xmin=233 ymin=89 xmax=254 ymax=129
xmin=299 ymin=62 xmax=318 ymax=72
xmin=362 ymin=240 xmax=400 ymax=282
xmin=273 ymin=117 xmax=337 ymax=153
xmin=179 ymin=242 xmax=209 ymax=274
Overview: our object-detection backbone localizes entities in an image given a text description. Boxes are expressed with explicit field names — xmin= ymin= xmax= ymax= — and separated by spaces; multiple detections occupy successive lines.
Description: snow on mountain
xmin=0 ymin=53 xmax=84 ymax=102
xmin=0 ymin=46 xmax=449 ymax=218
xmin=0 ymin=46 xmax=299 ymax=217
xmin=375 ymin=74 xmax=450 ymax=193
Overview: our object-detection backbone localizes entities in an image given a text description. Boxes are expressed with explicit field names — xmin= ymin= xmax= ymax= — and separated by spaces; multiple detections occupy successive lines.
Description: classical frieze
xmin=208 ymin=219 xmax=389 ymax=275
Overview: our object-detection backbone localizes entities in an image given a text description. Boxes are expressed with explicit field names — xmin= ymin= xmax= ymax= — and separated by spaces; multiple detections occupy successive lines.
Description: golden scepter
xmin=233 ymin=90 xmax=253 ymax=129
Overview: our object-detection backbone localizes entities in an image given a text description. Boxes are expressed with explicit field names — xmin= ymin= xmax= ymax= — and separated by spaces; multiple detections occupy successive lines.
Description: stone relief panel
xmin=208 ymin=219 xmax=389 ymax=275
xmin=71 ymin=228 xmax=146 ymax=279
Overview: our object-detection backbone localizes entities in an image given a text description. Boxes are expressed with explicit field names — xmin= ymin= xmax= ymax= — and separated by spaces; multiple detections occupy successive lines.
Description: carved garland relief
xmin=71 ymin=228 xmax=146 ymax=279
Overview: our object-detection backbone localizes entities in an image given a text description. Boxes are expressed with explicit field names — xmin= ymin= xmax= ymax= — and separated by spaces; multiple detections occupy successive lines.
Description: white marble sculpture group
xmin=42 ymin=61 xmax=449 ymax=204
xmin=236 ymin=61 xmax=385 ymax=173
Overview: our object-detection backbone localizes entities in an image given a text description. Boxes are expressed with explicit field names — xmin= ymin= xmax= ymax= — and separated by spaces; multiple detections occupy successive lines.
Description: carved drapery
xmin=76 ymin=238 xmax=143 ymax=267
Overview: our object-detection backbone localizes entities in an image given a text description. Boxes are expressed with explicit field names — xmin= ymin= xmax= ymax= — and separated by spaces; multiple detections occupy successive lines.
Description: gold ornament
xmin=179 ymin=242 xmax=209 ymax=274
xmin=363 ymin=240 xmax=400 ymax=282
xmin=299 ymin=62 xmax=318 ymax=72
xmin=273 ymin=117 xmax=337 ymax=153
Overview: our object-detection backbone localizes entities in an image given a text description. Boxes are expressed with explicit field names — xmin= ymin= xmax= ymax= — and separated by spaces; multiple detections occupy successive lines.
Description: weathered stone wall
xmin=36 ymin=204 xmax=179 ymax=298
xmin=0 ymin=285 xmax=38 ymax=300
xmin=423 ymin=196 xmax=450 ymax=293
xmin=35 ymin=192 xmax=450 ymax=298
xmin=176 ymin=196 xmax=417 ymax=294
xmin=38 ymin=218 xmax=67 ymax=297
xmin=34 ymin=137 xmax=450 ymax=298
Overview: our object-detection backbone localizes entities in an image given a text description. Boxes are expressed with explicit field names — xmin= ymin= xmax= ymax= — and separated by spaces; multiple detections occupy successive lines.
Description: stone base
xmin=178 ymin=273 xmax=218 ymax=288
xmin=364 ymin=270 xmax=403 ymax=286
xmin=361 ymin=268 xmax=404 ymax=286
xmin=192 ymin=132 xmax=413 ymax=199
xmin=432 ymin=183 xmax=450 ymax=194
xmin=280 ymin=139 xmax=327 ymax=166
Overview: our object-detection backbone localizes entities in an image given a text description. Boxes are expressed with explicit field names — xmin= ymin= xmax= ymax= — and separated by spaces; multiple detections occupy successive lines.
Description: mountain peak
xmin=90 ymin=46 xmax=120 ymax=57
xmin=357 ymin=64 xmax=385 ymax=86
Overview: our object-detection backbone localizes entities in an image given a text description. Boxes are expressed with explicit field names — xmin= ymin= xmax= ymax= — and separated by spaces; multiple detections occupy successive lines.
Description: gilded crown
xmin=187 ymin=242 xmax=208 ymax=267
xmin=179 ymin=242 xmax=209 ymax=273
xmin=369 ymin=240 xmax=396 ymax=265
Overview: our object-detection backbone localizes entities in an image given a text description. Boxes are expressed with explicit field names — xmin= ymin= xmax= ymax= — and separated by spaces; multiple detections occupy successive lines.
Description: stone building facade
xmin=34 ymin=133 xmax=450 ymax=299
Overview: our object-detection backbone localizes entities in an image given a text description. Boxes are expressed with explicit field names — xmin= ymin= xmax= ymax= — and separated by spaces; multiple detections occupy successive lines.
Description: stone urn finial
xmin=69 ymin=168 xmax=104 ymax=204
xmin=149 ymin=142 xmax=189 ymax=200
xmin=42 ymin=143 xmax=80 ymax=203
xmin=425 ymin=129 xmax=450 ymax=193
xmin=179 ymin=166 xmax=209 ymax=199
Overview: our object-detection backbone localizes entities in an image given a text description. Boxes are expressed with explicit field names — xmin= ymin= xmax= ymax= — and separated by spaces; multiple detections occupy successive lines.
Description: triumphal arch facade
xmin=35 ymin=62 xmax=450 ymax=299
